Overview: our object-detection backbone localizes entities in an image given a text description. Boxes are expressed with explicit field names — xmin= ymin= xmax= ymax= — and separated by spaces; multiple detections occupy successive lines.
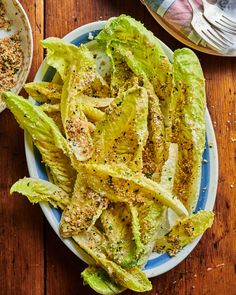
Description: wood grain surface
xmin=0 ymin=0 xmax=235 ymax=294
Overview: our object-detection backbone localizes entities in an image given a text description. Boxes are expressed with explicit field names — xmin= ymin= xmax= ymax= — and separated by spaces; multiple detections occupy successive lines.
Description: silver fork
xmin=202 ymin=0 xmax=236 ymax=34
xmin=187 ymin=0 xmax=234 ymax=52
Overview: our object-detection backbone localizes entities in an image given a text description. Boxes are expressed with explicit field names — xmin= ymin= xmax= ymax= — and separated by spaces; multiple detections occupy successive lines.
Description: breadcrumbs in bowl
xmin=0 ymin=0 xmax=33 ymax=112
xmin=0 ymin=33 xmax=23 ymax=92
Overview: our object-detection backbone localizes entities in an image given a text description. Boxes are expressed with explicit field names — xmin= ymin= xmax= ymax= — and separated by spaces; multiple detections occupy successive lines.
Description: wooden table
xmin=0 ymin=0 xmax=235 ymax=294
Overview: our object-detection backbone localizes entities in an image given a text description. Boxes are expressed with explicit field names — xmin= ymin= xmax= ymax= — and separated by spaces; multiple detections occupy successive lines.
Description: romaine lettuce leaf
xmin=82 ymin=163 xmax=188 ymax=217
xmin=136 ymin=201 xmax=165 ymax=267
xmin=10 ymin=177 xmax=69 ymax=209
xmin=81 ymin=266 xmax=125 ymax=295
xmin=92 ymin=86 xmax=148 ymax=171
xmin=60 ymin=63 xmax=94 ymax=162
xmin=40 ymin=38 xmax=95 ymax=81
xmin=76 ymin=95 xmax=114 ymax=108
xmin=25 ymin=80 xmax=113 ymax=107
xmin=60 ymin=175 xmax=108 ymax=238
xmin=155 ymin=210 xmax=214 ymax=255
xmin=160 ymin=143 xmax=178 ymax=190
xmin=103 ymin=36 xmax=168 ymax=178
xmin=2 ymin=92 xmax=76 ymax=194
xmin=103 ymin=42 xmax=166 ymax=178
xmin=42 ymin=99 xmax=108 ymax=123
xmin=58 ymin=41 xmax=111 ymax=162
xmin=96 ymin=15 xmax=173 ymax=121
xmin=103 ymin=46 xmax=139 ymax=97
xmin=100 ymin=203 xmax=137 ymax=268
xmin=41 ymin=38 xmax=110 ymax=96
xmin=43 ymin=108 xmax=65 ymax=136
xmin=39 ymin=103 xmax=60 ymax=113
xmin=73 ymin=228 xmax=152 ymax=292
xmin=81 ymin=104 xmax=105 ymax=122
xmin=137 ymin=143 xmax=179 ymax=266
xmin=24 ymin=82 xmax=62 ymax=103
xmin=96 ymin=259 xmax=152 ymax=292
xmin=129 ymin=205 xmax=144 ymax=258
xmin=171 ymin=48 xmax=206 ymax=212
xmin=142 ymin=80 xmax=166 ymax=181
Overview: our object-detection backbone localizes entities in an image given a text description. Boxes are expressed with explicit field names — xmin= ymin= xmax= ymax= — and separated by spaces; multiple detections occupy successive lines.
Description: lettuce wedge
xmin=41 ymin=38 xmax=110 ymax=96
xmin=171 ymin=48 xmax=206 ymax=212
xmin=100 ymin=203 xmax=138 ymax=268
xmin=137 ymin=143 xmax=179 ymax=266
xmin=2 ymin=92 xmax=76 ymax=194
xmin=81 ymin=266 xmax=125 ymax=295
xmin=155 ymin=210 xmax=214 ymax=255
xmin=73 ymin=228 xmax=152 ymax=292
xmin=60 ymin=63 xmax=94 ymax=162
xmin=96 ymin=15 xmax=173 ymax=120
xmin=24 ymin=82 xmax=62 ymax=103
xmin=92 ymin=86 xmax=148 ymax=171
xmin=40 ymin=38 xmax=94 ymax=82
xmin=10 ymin=177 xmax=70 ymax=209
xmin=60 ymin=175 xmax=108 ymax=238
xmin=82 ymin=163 xmax=188 ymax=217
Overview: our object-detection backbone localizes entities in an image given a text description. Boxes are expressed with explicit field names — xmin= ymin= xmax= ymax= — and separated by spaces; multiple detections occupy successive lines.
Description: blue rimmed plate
xmin=24 ymin=20 xmax=218 ymax=278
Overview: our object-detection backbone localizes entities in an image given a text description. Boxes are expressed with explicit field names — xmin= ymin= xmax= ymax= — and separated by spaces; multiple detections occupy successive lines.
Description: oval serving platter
xmin=24 ymin=20 xmax=218 ymax=278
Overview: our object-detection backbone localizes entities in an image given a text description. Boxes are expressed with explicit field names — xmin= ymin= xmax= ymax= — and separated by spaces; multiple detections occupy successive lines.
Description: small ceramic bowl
xmin=0 ymin=0 xmax=33 ymax=112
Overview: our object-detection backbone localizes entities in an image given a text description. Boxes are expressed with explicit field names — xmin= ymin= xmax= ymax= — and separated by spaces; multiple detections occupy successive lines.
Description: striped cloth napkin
xmin=141 ymin=0 xmax=236 ymax=53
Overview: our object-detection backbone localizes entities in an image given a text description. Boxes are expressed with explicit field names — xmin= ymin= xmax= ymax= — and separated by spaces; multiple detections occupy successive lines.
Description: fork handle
xmin=201 ymin=0 xmax=212 ymax=9
xmin=187 ymin=0 xmax=198 ymax=12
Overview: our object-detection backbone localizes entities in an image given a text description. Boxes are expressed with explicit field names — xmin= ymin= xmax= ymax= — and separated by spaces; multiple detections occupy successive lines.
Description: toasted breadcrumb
xmin=0 ymin=33 xmax=23 ymax=92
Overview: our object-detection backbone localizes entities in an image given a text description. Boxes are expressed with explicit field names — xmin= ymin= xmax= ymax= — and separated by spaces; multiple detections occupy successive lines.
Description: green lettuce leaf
xmin=60 ymin=175 xmax=108 ymax=238
xmin=81 ymin=266 xmax=125 ymax=295
xmin=58 ymin=42 xmax=111 ymax=162
xmin=100 ymin=203 xmax=137 ymax=268
xmin=101 ymin=36 xmax=166 ymax=177
xmin=10 ymin=177 xmax=70 ymax=209
xmin=73 ymin=228 xmax=152 ymax=292
xmin=92 ymin=86 xmax=148 ymax=171
xmin=155 ymin=210 xmax=214 ymax=255
xmin=41 ymin=37 xmax=110 ymax=96
xmin=60 ymin=63 xmax=94 ymax=161
xmin=159 ymin=143 xmax=178 ymax=190
xmin=142 ymin=80 xmax=166 ymax=181
xmin=80 ymin=104 xmax=105 ymax=122
xmin=137 ymin=143 xmax=179 ymax=266
xmin=171 ymin=48 xmax=206 ymax=212
xmin=24 ymin=82 xmax=62 ymax=103
xmin=40 ymin=38 xmax=95 ymax=81
xmin=96 ymin=15 xmax=173 ymax=121
xmin=76 ymin=95 xmax=114 ymax=108
xmin=25 ymin=80 xmax=113 ymax=108
xmin=82 ymin=163 xmax=188 ymax=217
xmin=2 ymin=92 xmax=76 ymax=194
xmin=103 ymin=45 xmax=139 ymax=97
xmin=40 ymin=99 xmax=108 ymax=123
xmin=39 ymin=103 xmax=60 ymax=113
xmin=129 ymin=205 xmax=144 ymax=258
xmin=136 ymin=201 xmax=165 ymax=267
